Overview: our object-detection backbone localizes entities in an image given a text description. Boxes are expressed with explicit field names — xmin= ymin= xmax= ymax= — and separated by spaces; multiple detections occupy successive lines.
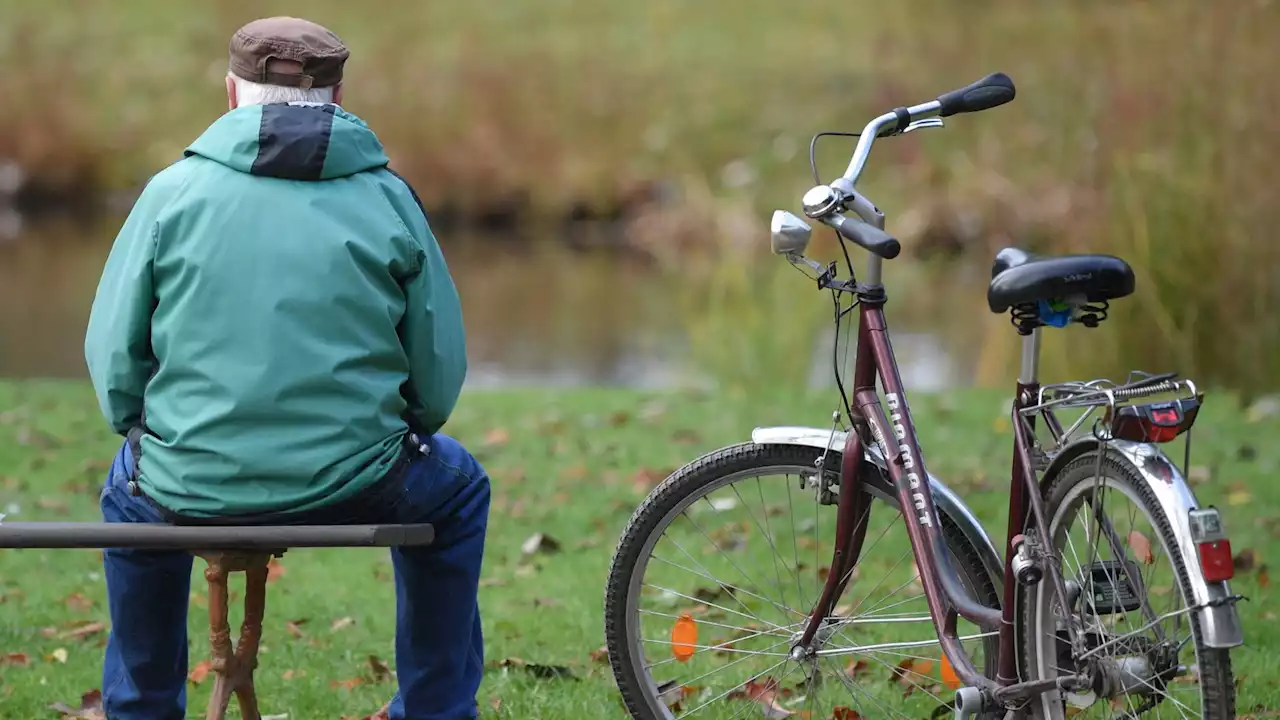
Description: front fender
xmin=750 ymin=426 xmax=1006 ymax=596
xmin=1042 ymin=438 xmax=1244 ymax=650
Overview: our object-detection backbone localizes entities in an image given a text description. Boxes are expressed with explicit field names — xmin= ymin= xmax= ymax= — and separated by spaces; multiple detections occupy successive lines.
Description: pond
xmin=0 ymin=214 xmax=995 ymax=392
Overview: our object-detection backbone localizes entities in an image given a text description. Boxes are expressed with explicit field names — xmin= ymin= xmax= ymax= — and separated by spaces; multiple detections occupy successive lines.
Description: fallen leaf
xmin=831 ymin=708 xmax=864 ymax=720
xmin=267 ymin=557 xmax=286 ymax=582
xmin=367 ymin=654 xmax=393 ymax=683
xmin=48 ymin=688 xmax=105 ymax=719
xmin=630 ymin=467 xmax=669 ymax=493
xmin=495 ymin=657 xmax=577 ymax=680
xmin=285 ymin=618 xmax=309 ymax=637
xmin=282 ymin=669 xmax=296 ymax=680
xmin=331 ymin=616 xmax=355 ymax=631
xmin=710 ymin=497 xmax=738 ymax=512
xmin=489 ymin=696 xmax=503 ymax=713
xmin=589 ymin=646 xmax=609 ymax=663
xmin=1228 ymin=485 xmax=1253 ymax=506
xmin=37 ymin=498 xmax=69 ymax=514
xmin=1128 ymin=530 xmax=1155 ymax=565
xmin=728 ymin=677 xmax=793 ymax=717
xmin=532 ymin=597 xmax=561 ymax=608
xmin=1234 ymin=549 xmax=1258 ymax=572
xmin=560 ymin=464 xmax=589 ymax=481
xmin=521 ymin=532 xmax=562 ymax=556
xmin=890 ymin=658 xmax=937 ymax=696
xmin=64 ymin=593 xmax=94 ymax=613
xmin=57 ymin=621 xmax=106 ymax=641
xmin=479 ymin=577 xmax=507 ymax=588
xmin=331 ymin=677 xmax=364 ymax=690
xmin=1 ymin=652 xmax=29 ymax=667
xmin=671 ymin=429 xmax=701 ymax=445
xmin=48 ymin=648 xmax=68 ymax=664
xmin=1187 ymin=466 xmax=1212 ymax=485
xmin=483 ymin=427 xmax=510 ymax=448
xmin=1259 ymin=564 xmax=1270 ymax=589
xmin=843 ymin=659 xmax=870 ymax=678
xmin=189 ymin=659 xmax=213 ymax=684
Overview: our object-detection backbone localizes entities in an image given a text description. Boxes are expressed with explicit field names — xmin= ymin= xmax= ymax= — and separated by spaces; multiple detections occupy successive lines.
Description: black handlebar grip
xmin=936 ymin=72 xmax=1016 ymax=117
xmin=831 ymin=215 xmax=901 ymax=260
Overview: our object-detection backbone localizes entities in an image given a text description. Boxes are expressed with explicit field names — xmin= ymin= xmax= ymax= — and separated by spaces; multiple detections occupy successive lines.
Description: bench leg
xmin=200 ymin=553 xmax=272 ymax=720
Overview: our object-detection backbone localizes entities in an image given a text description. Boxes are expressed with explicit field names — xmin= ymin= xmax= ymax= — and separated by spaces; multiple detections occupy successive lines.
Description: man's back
xmin=85 ymin=102 xmax=467 ymax=519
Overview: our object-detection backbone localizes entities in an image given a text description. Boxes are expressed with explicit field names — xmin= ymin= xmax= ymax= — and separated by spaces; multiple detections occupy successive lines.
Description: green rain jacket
xmin=84 ymin=102 xmax=467 ymax=518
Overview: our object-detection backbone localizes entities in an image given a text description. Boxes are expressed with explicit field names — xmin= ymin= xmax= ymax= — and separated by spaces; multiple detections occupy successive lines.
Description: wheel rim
xmin=619 ymin=461 xmax=996 ymax=719
xmin=1029 ymin=473 xmax=1210 ymax=718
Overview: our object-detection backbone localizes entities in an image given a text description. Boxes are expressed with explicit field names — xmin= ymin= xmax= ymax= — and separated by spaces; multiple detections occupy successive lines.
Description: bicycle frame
xmin=794 ymin=274 xmax=1017 ymax=693
xmin=793 ymin=290 xmax=1245 ymax=699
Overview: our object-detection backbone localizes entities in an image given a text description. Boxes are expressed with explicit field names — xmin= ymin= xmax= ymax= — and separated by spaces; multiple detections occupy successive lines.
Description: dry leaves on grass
xmin=521 ymin=532 xmax=562 ymax=556
xmin=1 ymin=652 xmax=30 ymax=666
xmin=267 ymin=557 xmax=286 ymax=582
xmin=493 ymin=656 xmax=577 ymax=680
xmin=1128 ymin=530 xmax=1155 ymax=565
xmin=64 ymin=592 xmax=94 ymax=613
xmin=727 ymin=677 xmax=796 ymax=718
xmin=331 ymin=616 xmax=355 ymax=631
xmin=657 ymin=680 xmax=702 ymax=713
xmin=188 ymin=660 xmax=213 ymax=685
xmin=50 ymin=688 xmax=105 ymax=720
xmin=57 ymin=621 xmax=106 ymax=641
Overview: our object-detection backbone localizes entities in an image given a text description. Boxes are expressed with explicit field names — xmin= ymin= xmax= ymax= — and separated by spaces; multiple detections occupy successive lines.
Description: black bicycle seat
xmin=987 ymin=246 xmax=1135 ymax=314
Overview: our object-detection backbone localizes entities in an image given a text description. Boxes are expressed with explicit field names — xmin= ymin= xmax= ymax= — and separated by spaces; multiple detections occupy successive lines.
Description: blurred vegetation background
xmin=1 ymin=0 xmax=1276 ymax=397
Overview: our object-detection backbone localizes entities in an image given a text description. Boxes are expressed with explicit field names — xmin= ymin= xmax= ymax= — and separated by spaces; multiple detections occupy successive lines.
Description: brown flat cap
xmin=228 ymin=17 xmax=348 ymax=89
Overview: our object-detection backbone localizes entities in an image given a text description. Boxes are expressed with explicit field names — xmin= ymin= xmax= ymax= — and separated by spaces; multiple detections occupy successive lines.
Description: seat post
xmin=1018 ymin=327 xmax=1042 ymax=385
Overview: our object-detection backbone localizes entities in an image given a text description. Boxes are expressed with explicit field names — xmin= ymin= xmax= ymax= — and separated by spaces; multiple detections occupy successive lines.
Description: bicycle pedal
xmin=1081 ymin=559 xmax=1143 ymax=615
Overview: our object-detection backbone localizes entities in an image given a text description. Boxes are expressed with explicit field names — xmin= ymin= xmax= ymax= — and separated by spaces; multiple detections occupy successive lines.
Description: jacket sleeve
xmin=84 ymin=182 xmax=163 ymax=435
xmin=393 ymin=182 xmax=467 ymax=437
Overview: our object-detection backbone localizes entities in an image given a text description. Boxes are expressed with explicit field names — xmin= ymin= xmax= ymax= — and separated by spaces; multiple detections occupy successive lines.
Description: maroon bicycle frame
xmin=798 ymin=291 xmax=1043 ymax=691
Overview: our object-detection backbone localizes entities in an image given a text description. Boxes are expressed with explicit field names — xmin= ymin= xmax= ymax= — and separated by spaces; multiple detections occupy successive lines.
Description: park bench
xmin=0 ymin=521 xmax=434 ymax=720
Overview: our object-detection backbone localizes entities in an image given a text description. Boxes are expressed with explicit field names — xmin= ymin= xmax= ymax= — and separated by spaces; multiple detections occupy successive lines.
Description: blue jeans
xmin=98 ymin=433 xmax=490 ymax=720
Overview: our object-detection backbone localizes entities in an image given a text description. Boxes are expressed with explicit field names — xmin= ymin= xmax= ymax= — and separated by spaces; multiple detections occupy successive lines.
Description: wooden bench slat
xmin=0 ymin=522 xmax=434 ymax=549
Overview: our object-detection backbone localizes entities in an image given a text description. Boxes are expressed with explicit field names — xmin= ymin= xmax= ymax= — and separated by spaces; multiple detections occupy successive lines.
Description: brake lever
xmin=900 ymin=117 xmax=944 ymax=134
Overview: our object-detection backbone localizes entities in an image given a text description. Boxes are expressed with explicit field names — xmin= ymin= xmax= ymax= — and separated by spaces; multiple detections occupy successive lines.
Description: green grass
xmin=0 ymin=381 xmax=1277 ymax=717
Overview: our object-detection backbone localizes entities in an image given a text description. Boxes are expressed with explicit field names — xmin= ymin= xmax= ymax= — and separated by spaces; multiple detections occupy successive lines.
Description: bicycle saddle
xmin=987 ymin=246 xmax=1135 ymax=314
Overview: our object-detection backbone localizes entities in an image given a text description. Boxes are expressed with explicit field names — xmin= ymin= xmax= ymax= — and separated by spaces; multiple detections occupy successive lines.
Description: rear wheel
xmin=604 ymin=442 xmax=1000 ymax=719
xmin=1017 ymin=451 xmax=1234 ymax=719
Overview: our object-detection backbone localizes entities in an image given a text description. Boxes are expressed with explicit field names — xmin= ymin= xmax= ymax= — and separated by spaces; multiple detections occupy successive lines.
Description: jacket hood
xmin=184 ymin=103 xmax=389 ymax=180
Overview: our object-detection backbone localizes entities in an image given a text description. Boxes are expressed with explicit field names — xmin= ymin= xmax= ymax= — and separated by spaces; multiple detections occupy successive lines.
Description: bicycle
xmin=603 ymin=72 xmax=1245 ymax=719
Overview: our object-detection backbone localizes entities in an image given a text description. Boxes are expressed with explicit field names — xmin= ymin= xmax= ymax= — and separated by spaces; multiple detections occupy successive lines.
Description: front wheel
xmin=1017 ymin=451 xmax=1235 ymax=719
xmin=604 ymin=442 xmax=1000 ymax=719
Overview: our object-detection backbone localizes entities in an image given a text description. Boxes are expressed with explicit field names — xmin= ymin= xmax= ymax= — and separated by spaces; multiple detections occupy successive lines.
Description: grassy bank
xmin=3 ymin=1 xmax=1278 ymax=391
xmin=0 ymin=381 xmax=1276 ymax=716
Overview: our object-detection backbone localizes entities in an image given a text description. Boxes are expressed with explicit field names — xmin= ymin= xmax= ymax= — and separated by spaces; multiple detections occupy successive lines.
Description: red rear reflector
xmin=1198 ymin=539 xmax=1234 ymax=583
xmin=1110 ymin=394 xmax=1203 ymax=444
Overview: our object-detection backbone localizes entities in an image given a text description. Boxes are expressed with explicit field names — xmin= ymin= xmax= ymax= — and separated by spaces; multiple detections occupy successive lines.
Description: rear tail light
xmin=1189 ymin=507 xmax=1233 ymax=583
xmin=1110 ymin=394 xmax=1202 ymax=444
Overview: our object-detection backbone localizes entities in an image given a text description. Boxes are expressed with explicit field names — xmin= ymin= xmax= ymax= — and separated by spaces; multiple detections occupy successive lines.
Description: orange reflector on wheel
xmin=671 ymin=613 xmax=698 ymax=663
xmin=941 ymin=653 xmax=961 ymax=689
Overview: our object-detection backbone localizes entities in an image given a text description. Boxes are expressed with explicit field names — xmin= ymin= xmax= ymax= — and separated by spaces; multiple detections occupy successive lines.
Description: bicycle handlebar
xmin=839 ymin=72 xmax=1017 ymax=187
xmin=828 ymin=214 xmax=901 ymax=259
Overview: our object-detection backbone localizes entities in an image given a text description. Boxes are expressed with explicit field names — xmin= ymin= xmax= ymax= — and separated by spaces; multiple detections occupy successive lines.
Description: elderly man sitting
xmin=83 ymin=17 xmax=489 ymax=720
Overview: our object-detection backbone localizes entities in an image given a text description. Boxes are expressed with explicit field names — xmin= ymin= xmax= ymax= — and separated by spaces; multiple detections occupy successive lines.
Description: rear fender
xmin=750 ymin=426 xmax=1005 ymax=596
xmin=1042 ymin=438 xmax=1244 ymax=649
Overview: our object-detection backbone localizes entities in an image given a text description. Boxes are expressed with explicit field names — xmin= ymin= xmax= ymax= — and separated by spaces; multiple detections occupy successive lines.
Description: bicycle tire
xmin=604 ymin=441 xmax=1000 ymax=719
xmin=1017 ymin=451 xmax=1235 ymax=719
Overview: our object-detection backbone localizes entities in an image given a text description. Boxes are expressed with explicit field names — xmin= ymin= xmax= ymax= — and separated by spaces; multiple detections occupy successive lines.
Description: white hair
xmin=230 ymin=74 xmax=335 ymax=107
